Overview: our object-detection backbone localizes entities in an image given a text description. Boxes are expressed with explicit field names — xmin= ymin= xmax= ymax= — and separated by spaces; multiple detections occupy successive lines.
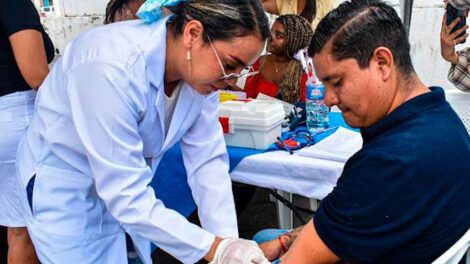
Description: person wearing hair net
xmin=14 ymin=0 xmax=272 ymax=263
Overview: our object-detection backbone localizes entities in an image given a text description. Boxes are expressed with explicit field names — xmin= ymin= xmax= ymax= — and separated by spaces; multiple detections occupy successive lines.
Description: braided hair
xmin=276 ymin=15 xmax=313 ymax=103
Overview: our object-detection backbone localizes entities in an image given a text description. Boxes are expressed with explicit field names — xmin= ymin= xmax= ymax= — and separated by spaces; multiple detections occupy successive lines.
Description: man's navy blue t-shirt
xmin=314 ymin=87 xmax=470 ymax=263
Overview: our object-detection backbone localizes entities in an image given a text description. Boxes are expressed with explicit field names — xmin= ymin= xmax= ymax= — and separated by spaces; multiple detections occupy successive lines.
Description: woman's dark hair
xmin=167 ymin=0 xmax=271 ymax=42
xmin=105 ymin=0 xmax=129 ymax=24
xmin=309 ymin=0 xmax=414 ymax=75
xmin=299 ymin=0 xmax=316 ymax=23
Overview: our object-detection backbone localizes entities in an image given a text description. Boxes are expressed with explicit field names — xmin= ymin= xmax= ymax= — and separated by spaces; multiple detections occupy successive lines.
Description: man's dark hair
xmin=309 ymin=0 xmax=414 ymax=75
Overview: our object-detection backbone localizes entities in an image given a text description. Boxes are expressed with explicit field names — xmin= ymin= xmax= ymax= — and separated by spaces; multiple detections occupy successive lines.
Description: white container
xmin=218 ymin=99 xmax=285 ymax=149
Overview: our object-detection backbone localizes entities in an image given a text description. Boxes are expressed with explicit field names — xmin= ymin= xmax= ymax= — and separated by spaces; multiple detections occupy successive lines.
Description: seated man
xmin=260 ymin=0 xmax=470 ymax=263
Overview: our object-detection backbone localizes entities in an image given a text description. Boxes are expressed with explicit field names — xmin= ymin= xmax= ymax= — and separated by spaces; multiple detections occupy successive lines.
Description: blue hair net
xmin=137 ymin=0 xmax=185 ymax=23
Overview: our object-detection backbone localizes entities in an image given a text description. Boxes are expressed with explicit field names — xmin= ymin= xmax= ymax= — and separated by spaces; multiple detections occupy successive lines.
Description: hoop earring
xmin=186 ymin=49 xmax=192 ymax=77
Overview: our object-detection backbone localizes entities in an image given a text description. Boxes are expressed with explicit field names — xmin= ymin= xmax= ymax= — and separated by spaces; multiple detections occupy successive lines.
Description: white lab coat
xmin=16 ymin=18 xmax=238 ymax=264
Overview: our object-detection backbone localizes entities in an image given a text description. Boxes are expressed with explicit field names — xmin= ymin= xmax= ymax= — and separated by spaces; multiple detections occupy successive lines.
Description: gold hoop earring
xmin=186 ymin=49 xmax=192 ymax=77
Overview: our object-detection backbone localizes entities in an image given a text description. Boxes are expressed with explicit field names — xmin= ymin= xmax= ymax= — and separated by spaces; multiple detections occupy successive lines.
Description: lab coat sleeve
xmin=65 ymin=61 xmax=215 ymax=264
xmin=180 ymin=91 xmax=239 ymax=238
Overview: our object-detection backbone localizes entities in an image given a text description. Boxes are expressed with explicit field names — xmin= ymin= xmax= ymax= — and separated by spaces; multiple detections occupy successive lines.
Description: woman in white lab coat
xmin=15 ymin=0 xmax=271 ymax=263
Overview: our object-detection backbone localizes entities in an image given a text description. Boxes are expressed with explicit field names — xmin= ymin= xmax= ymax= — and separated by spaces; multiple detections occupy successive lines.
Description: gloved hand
xmin=209 ymin=238 xmax=271 ymax=264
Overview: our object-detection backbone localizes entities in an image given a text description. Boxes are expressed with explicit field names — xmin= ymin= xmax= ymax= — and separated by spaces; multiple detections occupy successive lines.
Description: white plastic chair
xmin=446 ymin=91 xmax=470 ymax=135
xmin=432 ymin=228 xmax=470 ymax=264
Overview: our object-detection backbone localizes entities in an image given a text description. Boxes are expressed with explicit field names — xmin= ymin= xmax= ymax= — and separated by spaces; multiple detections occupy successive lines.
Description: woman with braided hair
xmin=243 ymin=14 xmax=313 ymax=103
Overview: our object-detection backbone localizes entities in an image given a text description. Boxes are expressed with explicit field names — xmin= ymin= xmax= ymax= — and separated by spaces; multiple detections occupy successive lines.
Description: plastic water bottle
xmin=306 ymin=72 xmax=329 ymax=133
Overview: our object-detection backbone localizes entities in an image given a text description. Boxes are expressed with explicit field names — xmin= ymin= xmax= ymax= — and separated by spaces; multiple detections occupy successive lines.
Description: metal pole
xmin=400 ymin=0 xmax=414 ymax=38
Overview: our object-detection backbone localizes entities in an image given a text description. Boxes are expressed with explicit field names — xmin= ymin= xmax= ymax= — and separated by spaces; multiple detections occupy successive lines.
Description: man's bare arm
xmin=281 ymin=219 xmax=340 ymax=264
xmin=261 ymin=0 xmax=280 ymax=15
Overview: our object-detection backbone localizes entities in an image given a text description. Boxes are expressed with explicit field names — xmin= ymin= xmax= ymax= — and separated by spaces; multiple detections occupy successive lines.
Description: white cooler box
xmin=218 ymin=99 xmax=285 ymax=149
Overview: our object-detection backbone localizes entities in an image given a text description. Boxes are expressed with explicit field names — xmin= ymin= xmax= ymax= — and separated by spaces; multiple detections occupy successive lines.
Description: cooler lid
xmin=218 ymin=99 xmax=285 ymax=127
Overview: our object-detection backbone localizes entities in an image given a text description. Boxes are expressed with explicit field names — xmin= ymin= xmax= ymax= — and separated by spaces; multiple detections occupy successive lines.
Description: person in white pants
xmin=0 ymin=0 xmax=54 ymax=263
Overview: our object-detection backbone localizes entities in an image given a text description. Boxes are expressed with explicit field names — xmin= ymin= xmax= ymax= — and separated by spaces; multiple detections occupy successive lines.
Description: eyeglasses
xmin=207 ymin=35 xmax=259 ymax=80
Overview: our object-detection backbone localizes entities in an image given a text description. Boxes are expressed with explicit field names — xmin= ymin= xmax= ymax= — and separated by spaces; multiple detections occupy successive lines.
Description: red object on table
xmin=219 ymin=117 xmax=230 ymax=134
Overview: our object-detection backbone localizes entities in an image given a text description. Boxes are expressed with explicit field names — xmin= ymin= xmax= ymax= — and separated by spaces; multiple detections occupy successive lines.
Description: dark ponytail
xmin=299 ymin=0 xmax=316 ymax=23
xmin=105 ymin=0 xmax=128 ymax=24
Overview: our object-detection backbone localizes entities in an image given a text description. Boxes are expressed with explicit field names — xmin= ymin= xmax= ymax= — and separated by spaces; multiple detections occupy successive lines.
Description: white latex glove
xmin=209 ymin=238 xmax=271 ymax=264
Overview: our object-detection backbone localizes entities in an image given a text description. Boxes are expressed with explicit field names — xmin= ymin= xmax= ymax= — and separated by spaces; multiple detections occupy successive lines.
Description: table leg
xmin=275 ymin=190 xmax=293 ymax=229
xmin=308 ymin=198 xmax=319 ymax=211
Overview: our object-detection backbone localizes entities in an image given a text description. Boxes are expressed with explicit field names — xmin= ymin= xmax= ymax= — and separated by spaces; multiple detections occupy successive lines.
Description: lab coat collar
xmin=161 ymin=82 xmax=199 ymax=150
xmin=141 ymin=17 xmax=169 ymax=89
xmin=141 ymin=17 xmax=169 ymax=143
xmin=140 ymin=17 xmax=200 ymax=152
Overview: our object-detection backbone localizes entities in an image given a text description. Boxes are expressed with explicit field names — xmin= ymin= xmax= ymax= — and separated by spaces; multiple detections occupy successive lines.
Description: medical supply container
xmin=218 ymin=99 xmax=285 ymax=149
